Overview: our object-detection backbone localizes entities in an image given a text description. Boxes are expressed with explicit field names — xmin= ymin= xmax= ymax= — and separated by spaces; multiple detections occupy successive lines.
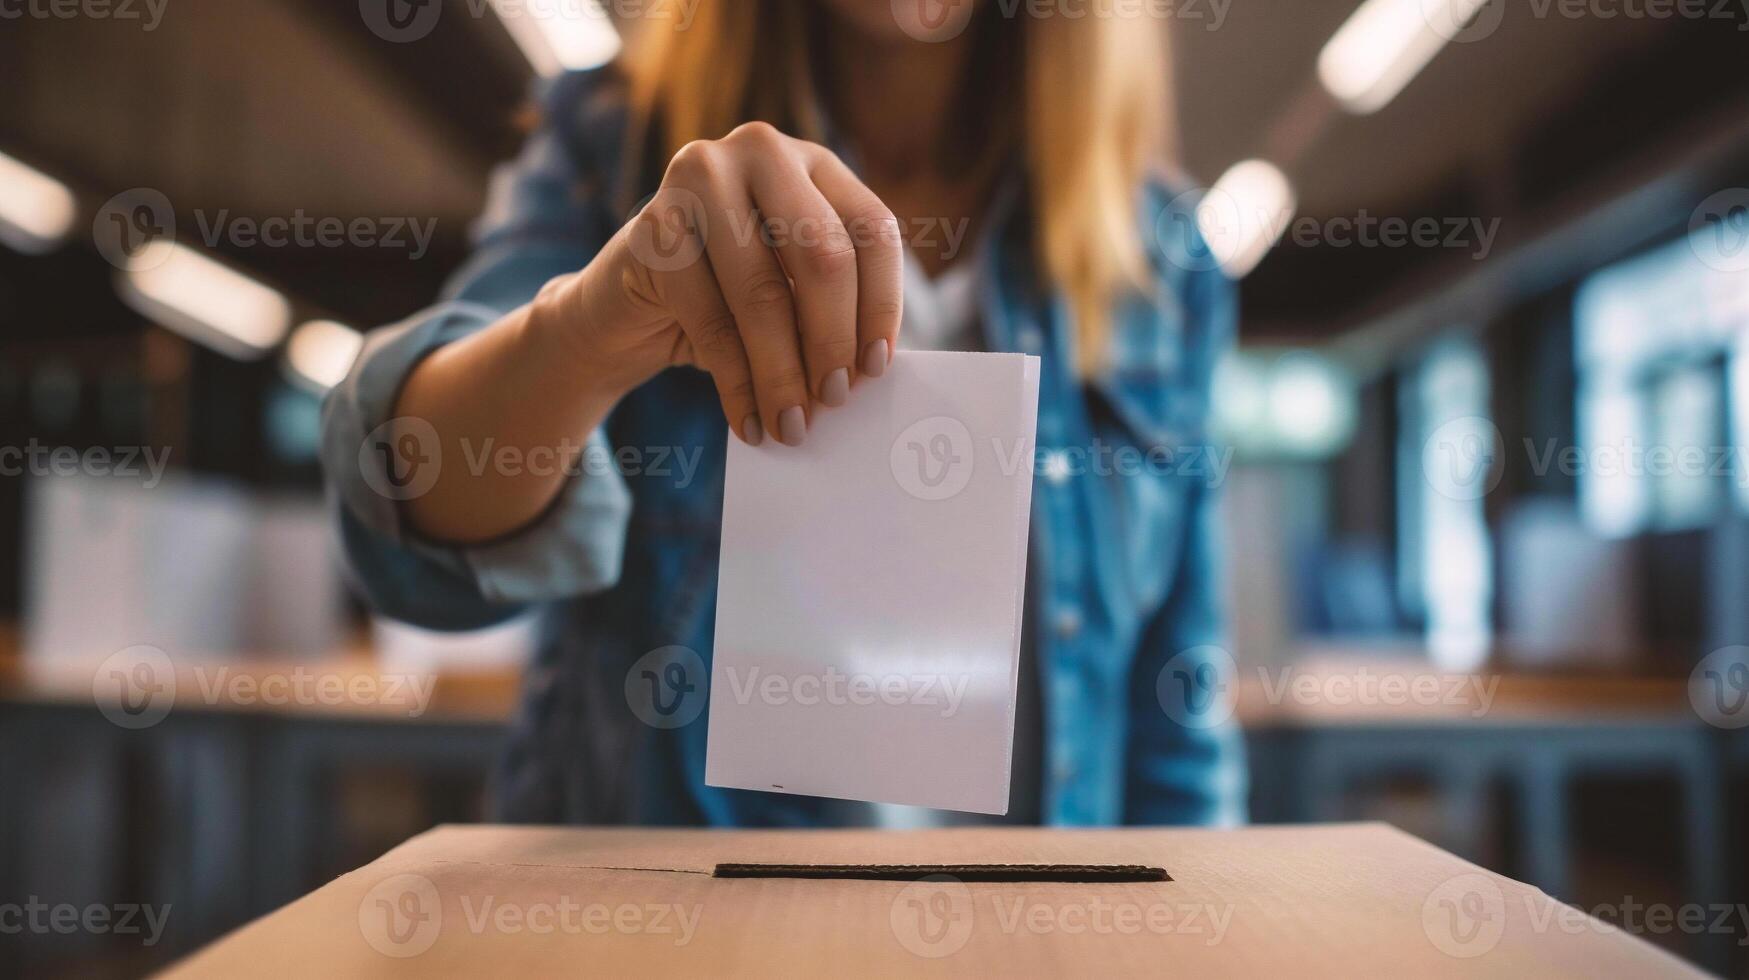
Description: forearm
xmin=395 ymin=273 xmax=637 ymax=544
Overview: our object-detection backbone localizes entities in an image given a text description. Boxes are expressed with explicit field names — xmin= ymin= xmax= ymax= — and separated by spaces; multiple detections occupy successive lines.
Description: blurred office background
xmin=3 ymin=0 xmax=1749 ymax=975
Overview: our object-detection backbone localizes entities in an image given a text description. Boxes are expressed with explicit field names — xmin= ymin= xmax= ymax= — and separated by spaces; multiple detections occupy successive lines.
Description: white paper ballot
xmin=706 ymin=350 xmax=1041 ymax=814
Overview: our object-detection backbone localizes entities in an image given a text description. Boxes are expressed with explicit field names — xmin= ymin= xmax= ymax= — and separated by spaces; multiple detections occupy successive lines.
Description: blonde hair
xmin=619 ymin=0 xmax=1173 ymax=373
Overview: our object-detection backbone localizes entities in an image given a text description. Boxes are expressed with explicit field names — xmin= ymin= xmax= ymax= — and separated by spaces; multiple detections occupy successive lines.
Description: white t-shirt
xmin=897 ymin=249 xmax=982 ymax=354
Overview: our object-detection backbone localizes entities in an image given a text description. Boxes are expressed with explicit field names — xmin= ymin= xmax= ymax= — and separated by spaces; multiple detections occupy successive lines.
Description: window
xmin=1398 ymin=339 xmax=1494 ymax=671
xmin=1574 ymin=230 xmax=1749 ymax=536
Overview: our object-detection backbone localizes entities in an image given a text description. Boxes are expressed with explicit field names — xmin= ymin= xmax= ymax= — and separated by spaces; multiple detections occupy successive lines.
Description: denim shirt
xmin=321 ymin=69 xmax=1246 ymax=828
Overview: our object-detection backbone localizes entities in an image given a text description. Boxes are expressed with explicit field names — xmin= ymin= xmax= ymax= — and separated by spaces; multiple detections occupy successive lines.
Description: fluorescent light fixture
xmin=488 ymin=0 xmax=621 ymax=76
xmin=117 ymin=241 xmax=292 ymax=360
xmin=0 ymin=149 xmax=76 ymax=254
xmin=1198 ymin=159 xmax=1296 ymax=279
xmin=285 ymin=319 xmax=365 ymax=392
xmin=1319 ymin=0 xmax=1493 ymax=114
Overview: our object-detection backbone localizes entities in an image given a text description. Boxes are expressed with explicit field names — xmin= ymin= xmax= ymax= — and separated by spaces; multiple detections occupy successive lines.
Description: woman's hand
xmin=393 ymin=123 xmax=901 ymax=545
xmin=542 ymin=121 xmax=905 ymax=446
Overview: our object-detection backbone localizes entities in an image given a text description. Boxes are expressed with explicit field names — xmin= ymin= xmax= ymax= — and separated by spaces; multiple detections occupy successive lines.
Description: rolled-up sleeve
xmin=319 ymin=71 xmax=631 ymax=630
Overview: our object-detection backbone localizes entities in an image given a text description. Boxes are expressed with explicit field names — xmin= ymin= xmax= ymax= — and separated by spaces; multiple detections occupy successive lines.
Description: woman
xmin=322 ymin=0 xmax=1244 ymax=827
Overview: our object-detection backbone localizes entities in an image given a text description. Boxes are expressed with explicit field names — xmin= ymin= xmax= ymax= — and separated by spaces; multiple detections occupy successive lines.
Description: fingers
xmin=654 ymin=254 xmax=763 ymax=446
xmin=808 ymin=150 xmax=904 ymax=381
xmin=742 ymin=139 xmax=860 ymax=408
xmin=651 ymin=124 xmax=903 ymax=449
xmin=665 ymin=136 xmax=811 ymax=447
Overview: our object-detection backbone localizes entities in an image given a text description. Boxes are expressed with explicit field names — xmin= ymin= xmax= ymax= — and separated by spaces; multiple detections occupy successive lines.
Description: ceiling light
xmin=1319 ymin=0 xmax=1494 ymax=114
xmin=1197 ymin=160 xmax=1297 ymax=279
xmin=117 ymin=241 xmax=292 ymax=360
xmin=285 ymin=319 xmax=365 ymax=392
xmin=488 ymin=0 xmax=621 ymax=76
xmin=0 ymin=149 xmax=76 ymax=254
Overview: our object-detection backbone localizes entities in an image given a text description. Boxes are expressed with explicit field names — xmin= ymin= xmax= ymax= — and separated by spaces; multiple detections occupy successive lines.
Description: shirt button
xmin=1042 ymin=450 xmax=1072 ymax=485
xmin=1053 ymin=608 xmax=1083 ymax=639
xmin=1017 ymin=326 xmax=1044 ymax=352
xmin=1053 ymin=759 xmax=1077 ymax=783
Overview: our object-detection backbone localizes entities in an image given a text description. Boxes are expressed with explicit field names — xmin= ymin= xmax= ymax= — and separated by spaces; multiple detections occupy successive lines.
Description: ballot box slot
xmin=712 ymin=864 xmax=1170 ymax=882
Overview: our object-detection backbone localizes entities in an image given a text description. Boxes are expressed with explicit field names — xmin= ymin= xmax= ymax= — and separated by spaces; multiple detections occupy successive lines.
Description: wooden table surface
xmin=0 ymin=626 xmax=523 ymax=723
xmin=0 ymin=624 xmax=1700 ymax=728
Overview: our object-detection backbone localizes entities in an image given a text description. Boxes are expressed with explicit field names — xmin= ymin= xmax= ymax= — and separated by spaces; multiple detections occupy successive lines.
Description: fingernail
xmin=741 ymin=414 xmax=763 ymax=447
xmin=821 ymin=368 xmax=850 ymax=407
xmin=778 ymin=405 xmax=807 ymax=446
xmin=862 ymin=339 xmax=889 ymax=379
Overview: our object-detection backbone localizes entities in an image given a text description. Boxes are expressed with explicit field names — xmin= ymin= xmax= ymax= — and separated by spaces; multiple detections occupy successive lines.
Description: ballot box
xmin=163 ymin=823 xmax=1700 ymax=977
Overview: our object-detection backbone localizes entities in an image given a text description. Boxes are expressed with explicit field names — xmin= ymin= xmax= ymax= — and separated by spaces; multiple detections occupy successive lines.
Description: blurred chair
xmin=1302 ymin=537 xmax=1400 ymax=637
xmin=1498 ymin=497 xmax=1640 ymax=670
